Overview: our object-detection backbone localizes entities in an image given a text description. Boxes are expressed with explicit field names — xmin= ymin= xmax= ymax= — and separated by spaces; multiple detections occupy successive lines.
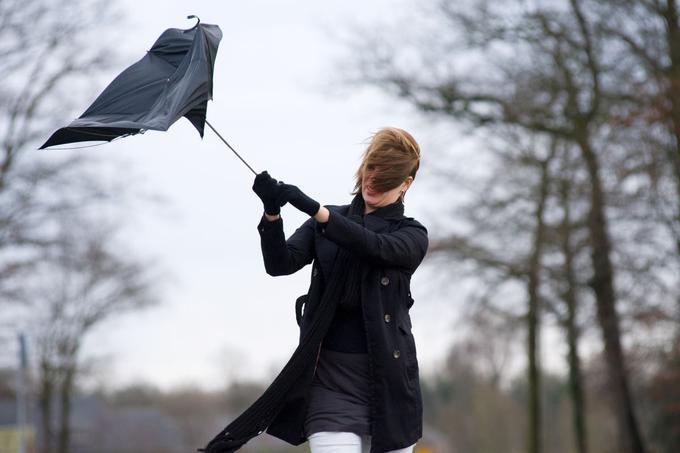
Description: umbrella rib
xmin=205 ymin=120 xmax=257 ymax=175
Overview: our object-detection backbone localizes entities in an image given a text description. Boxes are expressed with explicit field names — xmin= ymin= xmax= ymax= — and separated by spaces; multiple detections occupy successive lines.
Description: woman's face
xmin=361 ymin=168 xmax=412 ymax=213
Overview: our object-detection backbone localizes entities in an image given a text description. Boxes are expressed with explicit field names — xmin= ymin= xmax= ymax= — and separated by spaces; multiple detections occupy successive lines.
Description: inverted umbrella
xmin=40 ymin=16 xmax=256 ymax=175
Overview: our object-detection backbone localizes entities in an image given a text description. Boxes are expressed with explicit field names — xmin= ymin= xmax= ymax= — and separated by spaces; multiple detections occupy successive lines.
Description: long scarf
xmin=200 ymin=193 xmax=366 ymax=453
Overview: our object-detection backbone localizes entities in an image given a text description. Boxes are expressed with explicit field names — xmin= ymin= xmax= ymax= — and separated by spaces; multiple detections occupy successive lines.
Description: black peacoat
xmin=256 ymin=199 xmax=428 ymax=453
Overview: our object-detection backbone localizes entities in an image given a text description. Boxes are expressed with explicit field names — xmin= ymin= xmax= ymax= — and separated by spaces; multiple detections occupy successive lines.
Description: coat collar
xmin=365 ymin=198 xmax=405 ymax=221
xmin=346 ymin=192 xmax=405 ymax=222
xmin=316 ymin=194 xmax=405 ymax=281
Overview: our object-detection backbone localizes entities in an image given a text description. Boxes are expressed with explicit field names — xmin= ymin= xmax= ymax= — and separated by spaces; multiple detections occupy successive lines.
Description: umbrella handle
xmin=185 ymin=15 xmax=200 ymax=31
xmin=205 ymin=120 xmax=258 ymax=176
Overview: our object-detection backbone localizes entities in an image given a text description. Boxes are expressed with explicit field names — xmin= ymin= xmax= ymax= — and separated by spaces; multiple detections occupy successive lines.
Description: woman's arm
xmin=275 ymin=182 xmax=427 ymax=272
xmin=257 ymin=214 xmax=315 ymax=276
xmin=317 ymin=208 xmax=428 ymax=273
xmin=313 ymin=206 xmax=330 ymax=223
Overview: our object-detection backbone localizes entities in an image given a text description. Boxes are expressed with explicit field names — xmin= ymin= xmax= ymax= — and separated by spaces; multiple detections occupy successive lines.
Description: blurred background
xmin=1 ymin=0 xmax=679 ymax=452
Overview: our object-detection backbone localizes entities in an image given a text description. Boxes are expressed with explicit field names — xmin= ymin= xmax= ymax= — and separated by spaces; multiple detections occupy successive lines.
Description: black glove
xmin=252 ymin=171 xmax=285 ymax=215
xmin=277 ymin=183 xmax=320 ymax=217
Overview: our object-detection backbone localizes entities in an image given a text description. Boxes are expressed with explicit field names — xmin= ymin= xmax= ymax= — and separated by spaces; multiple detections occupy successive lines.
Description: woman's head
xmin=352 ymin=127 xmax=421 ymax=210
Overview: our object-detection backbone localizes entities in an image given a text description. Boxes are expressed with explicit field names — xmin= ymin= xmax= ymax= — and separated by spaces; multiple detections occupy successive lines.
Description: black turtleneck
xmin=322 ymin=303 xmax=368 ymax=353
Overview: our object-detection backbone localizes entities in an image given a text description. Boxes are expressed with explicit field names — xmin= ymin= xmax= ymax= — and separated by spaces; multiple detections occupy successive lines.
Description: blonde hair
xmin=351 ymin=127 xmax=421 ymax=199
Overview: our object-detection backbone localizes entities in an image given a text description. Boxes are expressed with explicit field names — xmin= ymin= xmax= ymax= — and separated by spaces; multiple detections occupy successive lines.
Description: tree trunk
xmin=663 ymin=0 xmax=680 ymax=256
xmin=526 ymin=151 xmax=553 ymax=453
xmin=558 ymin=169 xmax=589 ymax=453
xmin=57 ymin=366 xmax=75 ymax=453
xmin=39 ymin=360 xmax=54 ymax=453
xmin=578 ymin=135 xmax=647 ymax=453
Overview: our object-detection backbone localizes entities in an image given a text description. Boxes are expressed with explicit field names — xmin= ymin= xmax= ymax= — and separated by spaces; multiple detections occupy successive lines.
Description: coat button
xmin=312 ymin=268 xmax=318 ymax=277
xmin=380 ymin=276 xmax=390 ymax=286
xmin=393 ymin=349 xmax=401 ymax=359
xmin=384 ymin=314 xmax=391 ymax=323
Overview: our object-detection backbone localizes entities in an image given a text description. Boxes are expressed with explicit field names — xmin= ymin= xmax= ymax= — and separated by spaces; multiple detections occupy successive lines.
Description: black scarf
xmin=336 ymin=194 xmax=365 ymax=310
xmin=200 ymin=193 xmax=401 ymax=453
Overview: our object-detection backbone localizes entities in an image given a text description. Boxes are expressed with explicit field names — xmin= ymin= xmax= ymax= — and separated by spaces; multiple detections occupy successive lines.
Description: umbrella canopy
xmin=40 ymin=17 xmax=222 ymax=149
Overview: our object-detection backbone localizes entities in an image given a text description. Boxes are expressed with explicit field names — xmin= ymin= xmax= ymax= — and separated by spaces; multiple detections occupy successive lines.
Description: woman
xmin=250 ymin=127 xmax=429 ymax=453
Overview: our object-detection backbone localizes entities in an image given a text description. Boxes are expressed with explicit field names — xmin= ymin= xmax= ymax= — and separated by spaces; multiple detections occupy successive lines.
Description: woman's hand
xmin=252 ymin=171 xmax=285 ymax=215
xmin=255 ymin=174 xmax=329 ymax=221
xmin=277 ymin=183 xmax=321 ymax=217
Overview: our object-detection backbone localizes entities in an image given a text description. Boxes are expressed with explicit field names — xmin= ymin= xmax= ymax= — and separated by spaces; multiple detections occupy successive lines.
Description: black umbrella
xmin=40 ymin=16 xmax=256 ymax=175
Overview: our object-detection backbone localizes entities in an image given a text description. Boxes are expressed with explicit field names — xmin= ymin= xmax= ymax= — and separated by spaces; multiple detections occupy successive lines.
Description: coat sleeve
xmin=257 ymin=214 xmax=316 ymax=276
xmin=317 ymin=208 xmax=429 ymax=273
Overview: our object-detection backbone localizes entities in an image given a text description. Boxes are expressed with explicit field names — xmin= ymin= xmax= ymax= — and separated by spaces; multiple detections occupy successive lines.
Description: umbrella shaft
xmin=205 ymin=120 xmax=257 ymax=176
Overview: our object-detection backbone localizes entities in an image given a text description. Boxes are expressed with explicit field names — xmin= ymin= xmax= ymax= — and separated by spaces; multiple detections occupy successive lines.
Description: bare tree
xmin=0 ymin=4 xmax=171 ymax=453
xmin=553 ymin=145 xmax=590 ymax=453
xmin=22 ymin=216 xmax=159 ymax=453
xmin=0 ymin=0 xmax=121 ymax=179
xmin=0 ymin=0 xmax=125 ymax=305
xmin=427 ymin=130 xmax=562 ymax=453
xmin=591 ymin=0 xmax=680 ymax=259
xmin=337 ymin=1 xmax=671 ymax=452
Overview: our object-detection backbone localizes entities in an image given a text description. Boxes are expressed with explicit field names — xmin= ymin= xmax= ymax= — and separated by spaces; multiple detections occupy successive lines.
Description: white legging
xmin=308 ymin=431 xmax=416 ymax=453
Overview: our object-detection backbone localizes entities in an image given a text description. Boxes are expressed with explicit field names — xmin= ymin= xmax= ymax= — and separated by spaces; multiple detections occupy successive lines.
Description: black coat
xmin=256 ymin=199 xmax=429 ymax=453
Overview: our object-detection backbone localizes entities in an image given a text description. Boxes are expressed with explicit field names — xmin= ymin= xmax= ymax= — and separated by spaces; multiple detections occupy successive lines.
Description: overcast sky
xmin=49 ymin=0 xmax=489 ymax=392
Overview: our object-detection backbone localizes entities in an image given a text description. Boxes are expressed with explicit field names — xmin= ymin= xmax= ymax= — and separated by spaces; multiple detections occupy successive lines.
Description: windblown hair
xmin=351 ymin=127 xmax=421 ymax=199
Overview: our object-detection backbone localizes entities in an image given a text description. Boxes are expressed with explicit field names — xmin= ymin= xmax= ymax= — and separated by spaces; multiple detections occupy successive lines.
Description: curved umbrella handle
xmin=185 ymin=15 xmax=200 ymax=31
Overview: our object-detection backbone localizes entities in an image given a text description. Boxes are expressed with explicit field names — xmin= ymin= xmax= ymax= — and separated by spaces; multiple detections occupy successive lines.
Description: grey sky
xmin=68 ymin=0 xmax=465 ymax=392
